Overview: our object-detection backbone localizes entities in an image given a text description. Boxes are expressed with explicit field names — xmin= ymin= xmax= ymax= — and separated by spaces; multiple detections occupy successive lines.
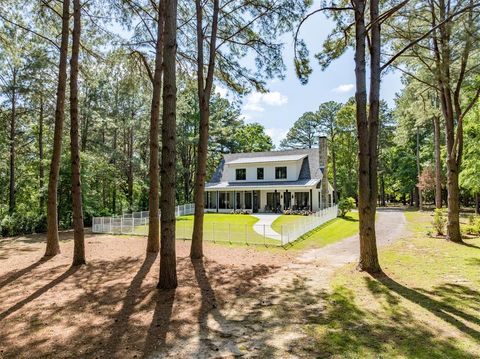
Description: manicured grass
xmin=135 ymin=213 xmax=280 ymax=245
xmin=305 ymin=209 xmax=480 ymax=358
xmin=272 ymin=212 xmax=359 ymax=250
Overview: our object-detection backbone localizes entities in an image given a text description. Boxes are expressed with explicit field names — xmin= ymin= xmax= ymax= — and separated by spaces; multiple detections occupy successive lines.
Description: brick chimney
xmin=319 ymin=136 xmax=329 ymax=207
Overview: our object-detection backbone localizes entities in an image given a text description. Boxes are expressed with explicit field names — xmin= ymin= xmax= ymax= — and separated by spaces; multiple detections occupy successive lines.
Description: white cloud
xmin=243 ymin=91 xmax=288 ymax=112
xmin=265 ymin=127 xmax=289 ymax=146
xmin=332 ymin=84 xmax=354 ymax=93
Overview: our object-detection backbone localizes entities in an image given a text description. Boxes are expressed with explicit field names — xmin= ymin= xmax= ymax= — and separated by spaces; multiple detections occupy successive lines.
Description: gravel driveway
xmin=298 ymin=208 xmax=409 ymax=266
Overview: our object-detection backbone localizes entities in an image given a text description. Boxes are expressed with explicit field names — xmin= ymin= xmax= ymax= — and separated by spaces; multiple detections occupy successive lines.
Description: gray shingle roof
xmin=208 ymin=148 xmax=323 ymax=184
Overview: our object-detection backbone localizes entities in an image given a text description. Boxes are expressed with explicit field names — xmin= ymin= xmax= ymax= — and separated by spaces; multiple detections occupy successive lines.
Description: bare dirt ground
xmin=0 ymin=210 xmax=408 ymax=358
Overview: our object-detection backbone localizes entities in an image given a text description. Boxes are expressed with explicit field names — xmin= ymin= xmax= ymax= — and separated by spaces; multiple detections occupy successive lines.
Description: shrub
xmin=0 ymin=212 xmax=47 ymax=237
xmin=433 ymin=209 xmax=446 ymax=236
xmin=464 ymin=215 xmax=480 ymax=236
xmin=1 ymin=215 xmax=15 ymax=237
xmin=338 ymin=197 xmax=356 ymax=217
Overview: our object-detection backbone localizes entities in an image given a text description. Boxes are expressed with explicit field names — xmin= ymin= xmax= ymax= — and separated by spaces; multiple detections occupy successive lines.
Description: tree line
xmin=0 ymin=0 xmax=306 ymax=287
xmin=0 ymin=0 xmax=479 ymax=284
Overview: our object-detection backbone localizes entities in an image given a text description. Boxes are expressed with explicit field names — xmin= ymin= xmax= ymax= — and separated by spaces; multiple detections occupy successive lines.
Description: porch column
xmin=310 ymin=189 xmax=313 ymax=211
xmin=216 ymin=190 xmax=219 ymax=213
xmin=233 ymin=190 xmax=236 ymax=210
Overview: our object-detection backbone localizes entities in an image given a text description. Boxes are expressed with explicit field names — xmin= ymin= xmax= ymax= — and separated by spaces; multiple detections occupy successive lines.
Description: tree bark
xmin=9 ymin=68 xmax=17 ymax=214
xmin=416 ymin=127 xmax=423 ymax=210
xmin=127 ymin=123 xmax=134 ymax=211
xmin=147 ymin=0 xmax=165 ymax=254
xmin=39 ymin=96 xmax=45 ymax=209
xmin=355 ymin=0 xmax=381 ymax=273
xmin=191 ymin=0 xmax=220 ymax=259
xmin=45 ymin=0 xmax=70 ymax=257
xmin=112 ymin=123 xmax=117 ymax=214
xmin=158 ymin=0 xmax=178 ymax=290
xmin=70 ymin=0 xmax=86 ymax=266
xmin=433 ymin=115 xmax=442 ymax=208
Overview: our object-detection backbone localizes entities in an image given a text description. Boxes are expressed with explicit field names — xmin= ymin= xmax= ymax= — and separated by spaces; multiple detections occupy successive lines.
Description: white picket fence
xmin=91 ymin=204 xmax=338 ymax=247
xmin=279 ymin=205 xmax=338 ymax=245
xmin=91 ymin=203 xmax=195 ymax=234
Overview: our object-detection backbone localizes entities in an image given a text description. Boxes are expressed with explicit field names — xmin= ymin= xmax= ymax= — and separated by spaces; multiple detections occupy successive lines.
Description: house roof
xmin=205 ymin=179 xmax=321 ymax=190
xmin=208 ymin=148 xmax=324 ymax=185
xmin=225 ymin=154 xmax=307 ymax=165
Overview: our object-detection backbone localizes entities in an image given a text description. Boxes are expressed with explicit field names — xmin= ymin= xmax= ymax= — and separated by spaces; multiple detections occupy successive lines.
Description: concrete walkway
xmin=250 ymin=214 xmax=282 ymax=240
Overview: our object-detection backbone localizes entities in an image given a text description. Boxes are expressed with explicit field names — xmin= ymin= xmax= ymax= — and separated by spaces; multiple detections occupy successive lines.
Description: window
xmin=235 ymin=168 xmax=246 ymax=180
xmin=219 ymin=192 xmax=233 ymax=209
xmin=257 ymin=167 xmax=264 ymax=180
xmin=295 ymin=192 xmax=309 ymax=209
xmin=204 ymin=192 xmax=217 ymax=209
xmin=275 ymin=166 xmax=287 ymax=179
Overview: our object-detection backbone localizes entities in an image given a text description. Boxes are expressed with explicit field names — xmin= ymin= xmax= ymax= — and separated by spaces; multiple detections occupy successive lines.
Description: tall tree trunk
xmin=433 ymin=115 xmax=442 ymax=208
xmin=70 ymin=0 xmax=85 ymax=266
xmin=9 ymin=68 xmax=17 ymax=214
xmin=416 ymin=127 xmax=423 ymax=210
xmin=112 ymin=126 xmax=117 ymax=213
xmin=191 ymin=0 xmax=220 ymax=259
xmin=45 ymin=0 xmax=70 ymax=257
xmin=158 ymin=0 xmax=178 ymax=290
xmin=39 ymin=96 xmax=45 ymax=209
xmin=147 ymin=0 xmax=165 ymax=254
xmin=380 ymin=174 xmax=386 ymax=207
xmin=128 ymin=124 xmax=134 ymax=211
xmin=355 ymin=0 xmax=381 ymax=273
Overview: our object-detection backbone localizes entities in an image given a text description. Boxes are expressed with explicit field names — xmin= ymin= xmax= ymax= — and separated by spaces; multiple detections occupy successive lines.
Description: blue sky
xmin=218 ymin=2 xmax=404 ymax=147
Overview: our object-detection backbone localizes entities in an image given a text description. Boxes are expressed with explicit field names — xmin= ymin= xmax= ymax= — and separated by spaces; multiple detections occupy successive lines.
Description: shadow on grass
xmin=338 ymin=214 xmax=359 ymax=222
xmin=371 ymin=273 xmax=480 ymax=341
xmin=243 ymin=274 xmax=476 ymax=358
xmin=459 ymin=241 xmax=480 ymax=250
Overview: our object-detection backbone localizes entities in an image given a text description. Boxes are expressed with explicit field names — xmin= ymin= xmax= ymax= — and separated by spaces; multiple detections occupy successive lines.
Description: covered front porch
xmin=205 ymin=187 xmax=333 ymax=213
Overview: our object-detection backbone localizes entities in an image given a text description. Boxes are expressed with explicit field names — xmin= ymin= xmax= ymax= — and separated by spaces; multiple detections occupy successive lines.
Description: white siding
xmin=226 ymin=160 xmax=302 ymax=182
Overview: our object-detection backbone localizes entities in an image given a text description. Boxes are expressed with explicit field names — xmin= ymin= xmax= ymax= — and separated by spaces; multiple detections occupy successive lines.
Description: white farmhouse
xmin=205 ymin=137 xmax=334 ymax=213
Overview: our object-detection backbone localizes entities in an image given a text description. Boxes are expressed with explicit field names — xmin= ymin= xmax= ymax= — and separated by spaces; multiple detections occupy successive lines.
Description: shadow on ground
xmin=1 ymin=242 xmax=479 ymax=358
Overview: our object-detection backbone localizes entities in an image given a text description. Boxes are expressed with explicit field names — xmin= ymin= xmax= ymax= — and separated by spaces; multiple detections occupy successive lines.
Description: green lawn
xmin=135 ymin=213 xmax=280 ymax=246
xmin=271 ymin=212 xmax=359 ymax=250
xmin=304 ymin=210 xmax=480 ymax=358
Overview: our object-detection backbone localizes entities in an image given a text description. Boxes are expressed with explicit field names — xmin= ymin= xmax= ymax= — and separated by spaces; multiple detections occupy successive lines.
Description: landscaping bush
xmin=1 ymin=212 xmax=48 ymax=237
xmin=231 ymin=209 xmax=250 ymax=214
xmin=432 ymin=208 xmax=446 ymax=236
xmin=464 ymin=215 xmax=480 ymax=236
xmin=338 ymin=197 xmax=355 ymax=217
xmin=283 ymin=209 xmax=313 ymax=216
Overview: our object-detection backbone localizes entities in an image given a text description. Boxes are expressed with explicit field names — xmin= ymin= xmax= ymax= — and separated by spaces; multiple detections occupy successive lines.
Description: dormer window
xmin=275 ymin=166 xmax=287 ymax=179
xmin=236 ymin=168 xmax=246 ymax=180
xmin=257 ymin=168 xmax=264 ymax=180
